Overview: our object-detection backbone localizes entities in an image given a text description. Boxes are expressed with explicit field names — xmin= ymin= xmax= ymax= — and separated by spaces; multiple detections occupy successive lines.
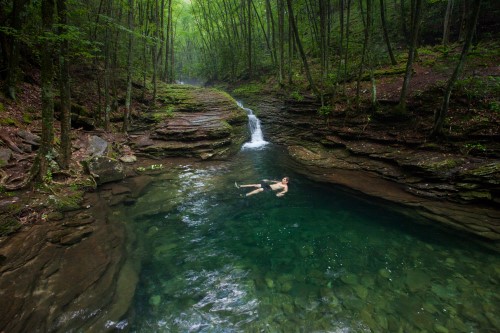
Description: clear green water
xmin=117 ymin=146 xmax=500 ymax=332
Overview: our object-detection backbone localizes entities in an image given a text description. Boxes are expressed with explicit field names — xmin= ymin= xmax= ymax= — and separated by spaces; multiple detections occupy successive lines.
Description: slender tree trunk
xmin=168 ymin=0 xmax=174 ymax=82
xmin=319 ymin=0 xmax=328 ymax=82
xmin=380 ymin=0 xmax=397 ymax=65
xmin=355 ymin=0 xmax=367 ymax=105
xmin=39 ymin=0 xmax=56 ymax=180
xmin=367 ymin=0 xmax=376 ymax=107
xmin=400 ymin=0 xmax=409 ymax=45
xmin=458 ymin=0 xmax=468 ymax=42
xmin=343 ymin=0 xmax=352 ymax=98
xmin=57 ymin=0 xmax=71 ymax=169
xmin=151 ymin=0 xmax=159 ymax=104
xmin=5 ymin=0 xmax=26 ymax=100
xmin=432 ymin=0 xmax=481 ymax=137
xmin=442 ymin=0 xmax=454 ymax=46
xmin=398 ymin=0 xmax=422 ymax=112
xmin=286 ymin=0 xmax=319 ymax=95
xmin=265 ymin=0 xmax=277 ymax=66
xmin=164 ymin=0 xmax=172 ymax=82
xmin=169 ymin=19 xmax=174 ymax=82
xmin=287 ymin=6 xmax=293 ymax=85
xmin=124 ymin=0 xmax=134 ymax=132
xmin=251 ymin=0 xmax=275 ymax=68
xmin=278 ymin=0 xmax=285 ymax=85
xmin=337 ymin=0 xmax=345 ymax=84
xmin=247 ymin=0 xmax=252 ymax=78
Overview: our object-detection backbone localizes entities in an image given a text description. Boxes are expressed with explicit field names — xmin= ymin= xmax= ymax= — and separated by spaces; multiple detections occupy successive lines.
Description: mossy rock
xmin=459 ymin=191 xmax=492 ymax=201
xmin=48 ymin=189 xmax=85 ymax=212
xmin=0 ymin=117 xmax=19 ymax=126
xmin=0 ymin=216 xmax=21 ymax=236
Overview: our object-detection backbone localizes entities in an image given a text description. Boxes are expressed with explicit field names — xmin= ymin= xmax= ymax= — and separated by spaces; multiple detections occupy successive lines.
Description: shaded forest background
xmin=0 ymin=0 xmax=499 ymax=183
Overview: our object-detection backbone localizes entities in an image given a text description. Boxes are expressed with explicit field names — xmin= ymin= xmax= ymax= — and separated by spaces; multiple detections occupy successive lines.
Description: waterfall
xmin=237 ymin=101 xmax=269 ymax=149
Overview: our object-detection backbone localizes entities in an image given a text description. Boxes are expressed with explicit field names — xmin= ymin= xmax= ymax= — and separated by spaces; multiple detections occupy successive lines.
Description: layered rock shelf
xmin=130 ymin=85 xmax=248 ymax=160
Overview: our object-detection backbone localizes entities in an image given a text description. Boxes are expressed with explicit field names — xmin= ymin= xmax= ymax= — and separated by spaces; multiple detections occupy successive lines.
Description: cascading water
xmin=237 ymin=101 xmax=268 ymax=149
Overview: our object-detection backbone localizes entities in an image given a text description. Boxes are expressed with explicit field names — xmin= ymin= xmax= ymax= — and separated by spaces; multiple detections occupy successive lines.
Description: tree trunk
xmin=57 ymin=0 xmax=71 ymax=169
xmin=355 ymin=0 xmax=367 ymax=106
xmin=278 ymin=0 xmax=285 ymax=85
xmin=319 ymin=0 xmax=328 ymax=82
xmin=168 ymin=0 xmax=174 ymax=82
xmin=343 ymin=0 xmax=352 ymax=98
xmin=442 ymin=0 xmax=454 ymax=46
xmin=286 ymin=0 xmax=319 ymax=95
xmin=432 ymin=0 xmax=481 ymax=137
xmin=380 ymin=0 xmax=397 ymax=65
xmin=39 ymin=0 xmax=56 ymax=181
xmin=124 ymin=0 xmax=134 ymax=132
xmin=164 ymin=0 xmax=172 ymax=82
xmin=247 ymin=0 xmax=252 ymax=78
xmin=398 ymin=0 xmax=422 ymax=113
xmin=367 ymin=0 xmax=376 ymax=107
xmin=400 ymin=0 xmax=409 ymax=46
xmin=5 ymin=0 xmax=28 ymax=100
xmin=151 ymin=0 xmax=159 ymax=104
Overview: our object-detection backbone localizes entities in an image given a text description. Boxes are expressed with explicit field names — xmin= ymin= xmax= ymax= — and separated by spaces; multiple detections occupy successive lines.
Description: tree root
xmin=0 ymin=156 xmax=40 ymax=191
xmin=0 ymin=132 xmax=23 ymax=154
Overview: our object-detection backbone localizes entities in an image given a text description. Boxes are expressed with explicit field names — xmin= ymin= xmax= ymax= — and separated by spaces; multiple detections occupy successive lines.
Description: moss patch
xmin=0 ymin=217 xmax=21 ymax=236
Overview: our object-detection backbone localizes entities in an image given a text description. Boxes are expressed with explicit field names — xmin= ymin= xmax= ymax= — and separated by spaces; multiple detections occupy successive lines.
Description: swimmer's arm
xmin=276 ymin=187 xmax=288 ymax=197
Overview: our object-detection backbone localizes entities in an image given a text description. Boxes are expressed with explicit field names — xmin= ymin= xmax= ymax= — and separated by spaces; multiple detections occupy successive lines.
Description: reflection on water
xmin=117 ymin=146 xmax=500 ymax=332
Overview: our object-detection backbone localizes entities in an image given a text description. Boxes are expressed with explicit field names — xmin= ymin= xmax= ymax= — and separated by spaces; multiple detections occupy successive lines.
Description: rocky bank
xmin=0 ymin=84 xmax=248 ymax=332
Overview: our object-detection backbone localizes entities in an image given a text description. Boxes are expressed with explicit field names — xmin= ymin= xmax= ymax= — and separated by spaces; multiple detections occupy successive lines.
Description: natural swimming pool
xmin=112 ymin=144 xmax=500 ymax=332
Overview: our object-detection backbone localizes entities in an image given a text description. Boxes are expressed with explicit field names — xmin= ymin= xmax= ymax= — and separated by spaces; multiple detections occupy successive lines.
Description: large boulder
xmin=87 ymin=135 xmax=109 ymax=157
xmin=83 ymin=156 xmax=125 ymax=185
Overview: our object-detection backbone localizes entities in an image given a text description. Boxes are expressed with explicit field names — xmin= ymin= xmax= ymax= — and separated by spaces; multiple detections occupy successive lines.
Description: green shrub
xmin=318 ymin=105 xmax=332 ymax=117
xmin=291 ymin=91 xmax=304 ymax=101
xmin=233 ymin=83 xmax=264 ymax=96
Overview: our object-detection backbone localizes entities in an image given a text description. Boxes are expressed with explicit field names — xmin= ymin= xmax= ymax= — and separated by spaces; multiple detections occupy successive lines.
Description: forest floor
xmin=0 ymin=42 xmax=499 ymax=235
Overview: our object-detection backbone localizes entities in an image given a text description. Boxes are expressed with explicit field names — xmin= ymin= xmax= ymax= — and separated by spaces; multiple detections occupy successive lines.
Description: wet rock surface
xmin=0 ymin=194 xmax=137 ymax=333
xmin=239 ymin=94 xmax=500 ymax=243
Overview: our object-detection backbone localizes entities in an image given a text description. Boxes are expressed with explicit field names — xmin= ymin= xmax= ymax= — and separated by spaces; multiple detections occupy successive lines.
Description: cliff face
xmin=238 ymin=93 xmax=500 ymax=244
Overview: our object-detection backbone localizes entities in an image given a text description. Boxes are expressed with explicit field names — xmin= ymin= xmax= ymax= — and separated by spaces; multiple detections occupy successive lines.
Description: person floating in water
xmin=235 ymin=177 xmax=289 ymax=197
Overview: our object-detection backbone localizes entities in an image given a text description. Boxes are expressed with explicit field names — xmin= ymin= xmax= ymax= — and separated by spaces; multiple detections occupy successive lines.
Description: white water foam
xmin=237 ymin=101 xmax=269 ymax=150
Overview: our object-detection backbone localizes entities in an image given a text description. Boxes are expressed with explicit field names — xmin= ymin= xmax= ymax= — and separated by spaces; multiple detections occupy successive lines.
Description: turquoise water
xmin=118 ymin=146 xmax=500 ymax=332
